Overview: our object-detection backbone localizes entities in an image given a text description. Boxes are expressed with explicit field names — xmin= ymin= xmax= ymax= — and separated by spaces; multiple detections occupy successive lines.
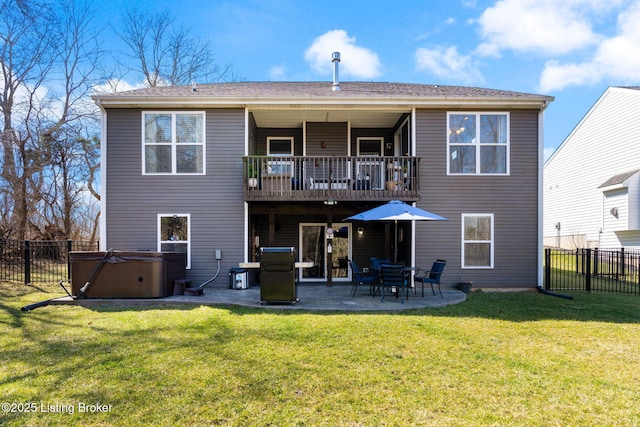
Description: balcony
xmin=243 ymin=156 xmax=420 ymax=202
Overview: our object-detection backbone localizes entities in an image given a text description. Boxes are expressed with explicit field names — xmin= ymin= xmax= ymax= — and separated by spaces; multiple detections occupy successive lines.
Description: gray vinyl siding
xmin=414 ymin=109 xmax=540 ymax=288
xmin=306 ymin=122 xmax=348 ymax=156
xmin=105 ymin=108 xmax=246 ymax=285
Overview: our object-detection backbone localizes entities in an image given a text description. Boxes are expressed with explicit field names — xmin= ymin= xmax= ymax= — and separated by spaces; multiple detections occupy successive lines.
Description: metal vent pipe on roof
xmin=332 ymin=52 xmax=341 ymax=91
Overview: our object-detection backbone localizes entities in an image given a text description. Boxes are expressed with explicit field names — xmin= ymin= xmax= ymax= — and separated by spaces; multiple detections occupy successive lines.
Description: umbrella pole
xmin=394 ymin=220 xmax=398 ymax=263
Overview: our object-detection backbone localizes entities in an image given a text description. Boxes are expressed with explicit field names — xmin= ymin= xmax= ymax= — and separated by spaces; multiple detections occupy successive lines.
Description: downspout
xmin=410 ymin=107 xmax=417 ymax=270
xmin=244 ymin=107 xmax=250 ymax=264
xmin=538 ymin=102 xmax=573 ymax=299
xmin=537 ymin=108 xmax=544 ymax=290
xmin=97 ymin=100 xmax=107 ymax=251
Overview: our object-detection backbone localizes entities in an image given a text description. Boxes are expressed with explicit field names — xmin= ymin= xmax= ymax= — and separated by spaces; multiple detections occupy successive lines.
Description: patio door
xmin=299 ymin=223 xmax=351 ymax=282
xmin=356 ymin=137 xmax=384 ymax=189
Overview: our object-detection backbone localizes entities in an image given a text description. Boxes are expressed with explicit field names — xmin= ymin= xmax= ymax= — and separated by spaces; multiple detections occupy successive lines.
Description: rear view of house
xmin=93 ymin=76 xmax=552 ymax=290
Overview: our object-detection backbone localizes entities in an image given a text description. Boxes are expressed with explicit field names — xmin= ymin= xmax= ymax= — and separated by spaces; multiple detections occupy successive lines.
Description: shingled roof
xmin=598 ymin=169 xmax=640 ymax=189
xmin=93 ymin=81 xmax=553 ymax=106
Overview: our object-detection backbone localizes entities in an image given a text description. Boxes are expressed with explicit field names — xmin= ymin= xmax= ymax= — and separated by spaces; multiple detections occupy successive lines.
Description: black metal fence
xmin=544 ymin=248 xmax=640 ymax=295
xmin=1 ymin=239 xmax=99 ymax=285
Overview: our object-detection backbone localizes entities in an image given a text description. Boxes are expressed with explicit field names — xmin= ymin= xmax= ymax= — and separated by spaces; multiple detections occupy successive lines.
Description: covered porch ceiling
xmin=250 ymin=107 xmax=409 ymax=128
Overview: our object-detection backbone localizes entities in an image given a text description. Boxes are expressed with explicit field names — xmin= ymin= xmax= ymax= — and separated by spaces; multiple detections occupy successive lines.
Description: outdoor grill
xmin=259 ymin=247 xmax=297 ymax=304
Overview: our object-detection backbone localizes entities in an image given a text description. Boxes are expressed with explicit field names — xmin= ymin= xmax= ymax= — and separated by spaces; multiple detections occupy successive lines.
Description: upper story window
xmin=266 ymin=137 xmax=294 ymax=175
xmin=143 ymin=112 xmax=205 ymax=175
xmin=447 ymin=113 xmax=509 ymax=175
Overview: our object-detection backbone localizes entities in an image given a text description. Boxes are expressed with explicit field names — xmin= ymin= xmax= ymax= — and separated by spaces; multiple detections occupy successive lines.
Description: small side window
xmin=462 ymin=214 xmax=494 ymax=268
xmin=158 ymin=214 xmax=191 ymax=269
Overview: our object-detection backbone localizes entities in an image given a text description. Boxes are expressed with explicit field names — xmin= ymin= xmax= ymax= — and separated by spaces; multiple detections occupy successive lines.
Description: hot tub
xmin=70 ymin=251 xmax=186 ymax=298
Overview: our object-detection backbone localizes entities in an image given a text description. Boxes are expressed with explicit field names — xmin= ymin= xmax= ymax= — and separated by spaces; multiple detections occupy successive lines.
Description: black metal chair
xmin=379 ymin=263 xmax=409 ymax=303
xmin=414 ymin=259 xmax=446 ymax=297
xmin=349 ymin=261 xmax=377 ymax=296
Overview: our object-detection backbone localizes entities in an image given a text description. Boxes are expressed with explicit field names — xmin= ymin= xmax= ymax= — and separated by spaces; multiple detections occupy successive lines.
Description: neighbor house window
xmin=462 ymin=214 xmax=494 ymax=268
xmin=143 ymin=112 xmax=205 ymax=174
xmin=158 ymin=214 xmax=191 ymax=269
xmin=266 ymin=136 xmax=294 ymax=175
xmin=448 ymin=113 xmax=509 ymax=175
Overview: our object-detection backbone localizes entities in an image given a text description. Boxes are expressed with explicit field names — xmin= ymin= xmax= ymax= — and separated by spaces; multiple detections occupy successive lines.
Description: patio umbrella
xmin=344 ymin=200 xmax=448 ymax=263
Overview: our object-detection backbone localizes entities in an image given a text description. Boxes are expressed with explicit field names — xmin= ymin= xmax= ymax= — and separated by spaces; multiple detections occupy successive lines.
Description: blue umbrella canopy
xmin=344 ymin=200 xmax=447 ymax=222
xmin=345 ymin=200 xmax=447 ymax=262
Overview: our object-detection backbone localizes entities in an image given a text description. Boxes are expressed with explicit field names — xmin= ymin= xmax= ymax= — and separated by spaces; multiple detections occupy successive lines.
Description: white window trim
xmin=142 ymin=111 xmax=206 ymax=175
xmin=355 ymin=137 xmax=385 ymax=189
xmin=461 ymin=213 xmax=494 ymax=269
xmin=356 ymin=137 xmax=384 ymax=156
xmin=266 ymin=136 xmax=294 ymax=175
xmin=447 ymin=112 xmax=510 ymax=176
xmin=158 ymin=213 xmax=191 ymax=269
xmin=266 ymin=136 xmax=294 ymax=156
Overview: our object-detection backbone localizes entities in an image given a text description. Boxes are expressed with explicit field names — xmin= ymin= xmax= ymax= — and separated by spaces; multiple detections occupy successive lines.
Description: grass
xmin=2 ymin=282 xmax=640 ymax=426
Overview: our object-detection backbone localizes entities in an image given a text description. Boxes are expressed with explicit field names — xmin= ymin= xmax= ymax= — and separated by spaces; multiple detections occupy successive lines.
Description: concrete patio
xmin=50 ymin=283 xmax=468 ymax=312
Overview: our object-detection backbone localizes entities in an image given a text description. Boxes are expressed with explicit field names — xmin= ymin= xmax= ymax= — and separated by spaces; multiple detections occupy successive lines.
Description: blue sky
xmin=97 ymin=0 xmax=640 ymax=160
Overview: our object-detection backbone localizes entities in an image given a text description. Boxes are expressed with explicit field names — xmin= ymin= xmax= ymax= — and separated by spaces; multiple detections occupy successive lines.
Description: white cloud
xmin=538 ymin=60 xmax=600 ymax=92
xmin=414 ymin=46 xmax=484 ymax=83
xmin=268 ymin=66 xmax=286 ymax=81
xmin=538 ymin=1 xmax=640 ymax=92
xmin=92 ymin=79 xmax=144 ymax=94
xmin=304 ymin=30 xmax=382 ymax=80
xmin=477 ymin=0 xmax=610 ymax=56
xmin=543 ymin=147 xmax=556 ymax=162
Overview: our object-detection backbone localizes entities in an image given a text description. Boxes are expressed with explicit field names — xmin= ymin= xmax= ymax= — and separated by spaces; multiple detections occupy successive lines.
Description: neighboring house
xmin=93 ymin=78 xmax=552 ymax=290
xmin=544 ymin=87 xmax=640 ymax=249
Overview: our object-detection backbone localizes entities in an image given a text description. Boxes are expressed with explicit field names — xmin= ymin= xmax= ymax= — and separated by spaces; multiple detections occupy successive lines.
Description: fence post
xmin=576 ymin=248 xmax=581 ymax=275
xmin=544 ymin=248 xmax=551 ymax=290
xmin=585 ymin=248 xmax=591 ymax=292
xmin=620 ymin=247 xmax=625 ymax=279
xmin=67 ymin=239 xmax=73 ymax=281
xmin=24 ymin=240 xmax=31 ymax=285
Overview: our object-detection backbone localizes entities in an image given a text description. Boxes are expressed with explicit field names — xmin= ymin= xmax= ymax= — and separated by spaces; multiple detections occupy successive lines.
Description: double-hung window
xmin=158 ymin=214 xmax=191 ymax=269
xmin=448 ymin=113 xmax=509 ymax=175
xmin=143 ymin=112 xmax=205 ymax=174
xmin=462 ymin=214 xmax=494 ymax=268
xmin=266 ymin=137 xmax=294 ymax=175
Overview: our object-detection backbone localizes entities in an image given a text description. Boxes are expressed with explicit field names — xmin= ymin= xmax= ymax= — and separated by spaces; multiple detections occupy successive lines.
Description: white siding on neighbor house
xmin=602 ymin=189 xmax=628 ymax=232
xmin=544 ymin=87 xmax=640 ymax=249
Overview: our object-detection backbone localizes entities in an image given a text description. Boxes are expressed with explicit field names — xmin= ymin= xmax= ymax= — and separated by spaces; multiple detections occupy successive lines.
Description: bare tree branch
xmin=119 ymin=7 xmax=232 ymax=87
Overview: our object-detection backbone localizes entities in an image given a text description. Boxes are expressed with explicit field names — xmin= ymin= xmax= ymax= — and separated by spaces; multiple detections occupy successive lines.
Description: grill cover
xmin=260 ymin=247 xmax=297 ymax=304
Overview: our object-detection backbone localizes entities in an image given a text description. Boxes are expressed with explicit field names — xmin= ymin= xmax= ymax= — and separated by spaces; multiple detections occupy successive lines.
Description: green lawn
xmin=2 ymin=283 xmax=640 ymax=426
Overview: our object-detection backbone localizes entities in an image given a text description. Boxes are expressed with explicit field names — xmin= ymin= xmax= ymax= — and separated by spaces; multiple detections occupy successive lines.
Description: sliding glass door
xmin=299 ymin=223 xmax=351 ymax=282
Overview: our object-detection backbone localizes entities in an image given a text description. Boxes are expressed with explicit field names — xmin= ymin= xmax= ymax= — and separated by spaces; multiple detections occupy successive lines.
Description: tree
xmin=119 ymin=7 xmax=232 ymax=87
xmin=0 ymin=0 xmax=58 ymax=240
xmin=0 ymin=0 xmax=102 ymax=241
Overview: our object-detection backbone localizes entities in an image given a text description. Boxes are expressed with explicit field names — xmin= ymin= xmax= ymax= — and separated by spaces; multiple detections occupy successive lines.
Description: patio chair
xmin=370 ymin=257 xmax=390 ymax=278
xmin=368 ymin=258 xmax=389 ymax=294
xmin=379 ymin=263 xmax=409 ymax=303
xmin=350 ymin=261 xmax=378 ymax=296
xmin=414 ymin=259 xmax=446 ymax=297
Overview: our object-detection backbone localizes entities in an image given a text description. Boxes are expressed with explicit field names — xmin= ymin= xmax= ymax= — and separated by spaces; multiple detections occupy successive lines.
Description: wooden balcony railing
xmin=243 ymin=156 xmax=420 ymax=201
